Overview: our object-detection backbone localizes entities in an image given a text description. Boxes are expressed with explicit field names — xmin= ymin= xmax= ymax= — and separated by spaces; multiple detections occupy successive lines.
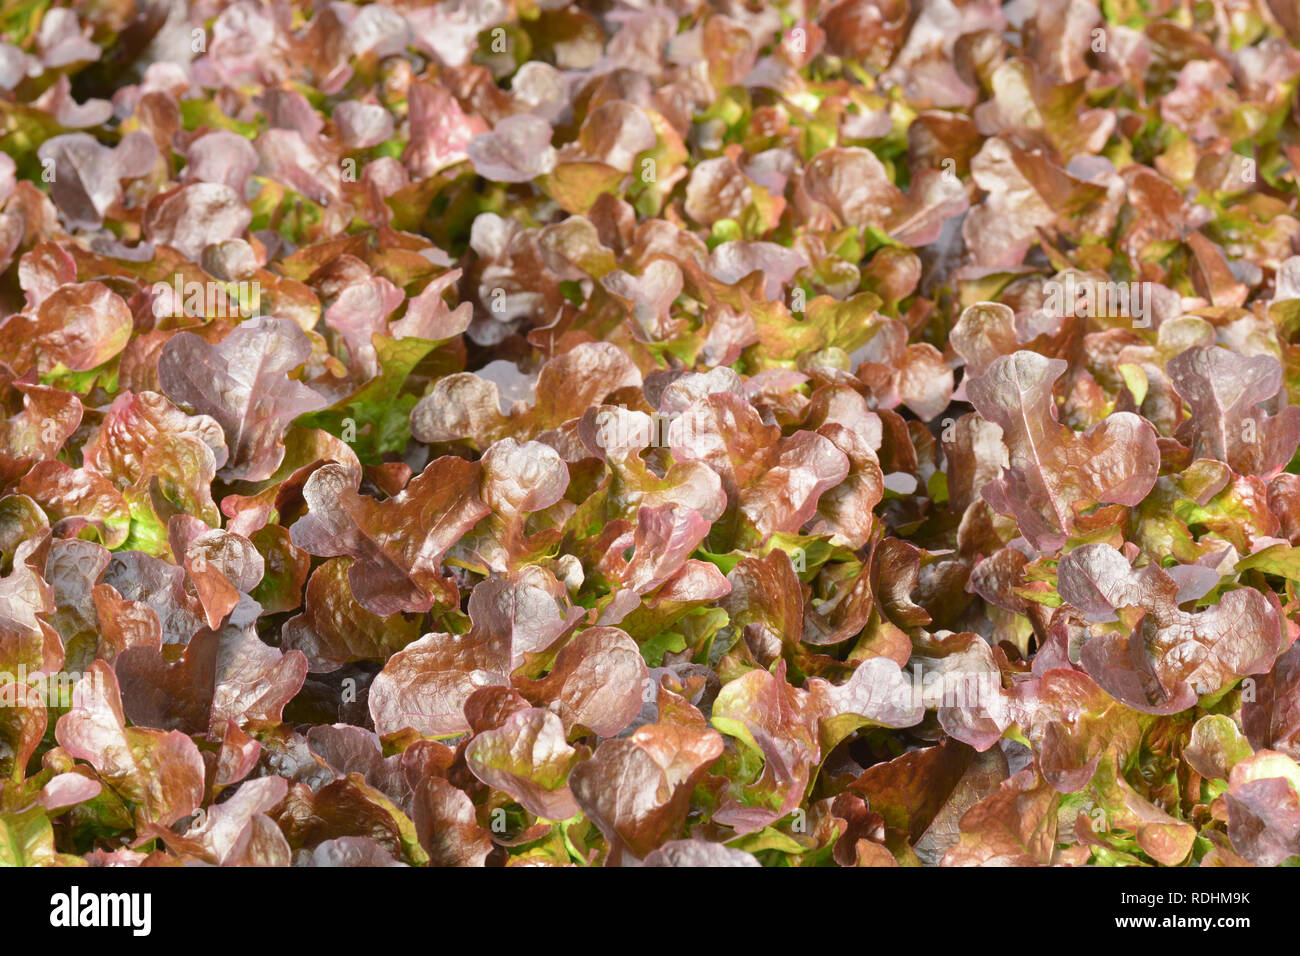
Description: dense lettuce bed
xmin=2 ymin=0 xmax=1300 ymax=867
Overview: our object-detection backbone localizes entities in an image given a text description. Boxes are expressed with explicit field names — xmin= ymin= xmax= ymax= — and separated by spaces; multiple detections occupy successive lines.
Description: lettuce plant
xmin=1 ymin=0 xmax=1300 ymax=869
